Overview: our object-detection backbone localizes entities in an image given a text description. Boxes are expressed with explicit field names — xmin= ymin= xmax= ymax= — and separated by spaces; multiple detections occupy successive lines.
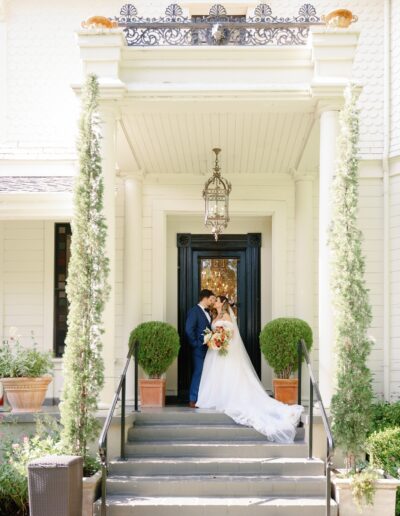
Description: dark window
xmin=54 ymin=223 xmax=71 ymax=357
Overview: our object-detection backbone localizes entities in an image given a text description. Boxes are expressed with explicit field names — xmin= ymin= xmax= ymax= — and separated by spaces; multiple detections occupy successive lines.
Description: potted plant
xmin=0 ymin=331 xmax=53 ymax=413
xmin=129 ymin=321 xmax=180 ymax=407
xmin=259 ymin=317 xmax=312 ymax=404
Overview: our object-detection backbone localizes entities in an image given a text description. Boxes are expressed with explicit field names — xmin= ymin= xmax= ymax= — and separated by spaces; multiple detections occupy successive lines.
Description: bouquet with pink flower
xmin=203 ymin=326 xmax=232 ymax=356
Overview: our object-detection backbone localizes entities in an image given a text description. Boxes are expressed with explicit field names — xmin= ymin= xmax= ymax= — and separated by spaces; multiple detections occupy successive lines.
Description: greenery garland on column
xmin=60 ymin=74 xmax=110 ymax=463
xmin=329 ymin=84 xmax=373 ymax=471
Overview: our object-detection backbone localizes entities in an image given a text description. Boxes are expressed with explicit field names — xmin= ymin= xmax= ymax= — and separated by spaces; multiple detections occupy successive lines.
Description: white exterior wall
xmin=1 ymin=0 xmax=400 ymax=401
xmin=390 ymin=169 xmax=400 ymax=400
xmin=0 ymin=0 xmax=386 ymax=160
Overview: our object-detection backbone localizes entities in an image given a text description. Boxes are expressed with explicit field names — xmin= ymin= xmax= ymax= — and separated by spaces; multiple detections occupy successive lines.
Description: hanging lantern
xmin=203 ymin=148 xmax=232 ymax=241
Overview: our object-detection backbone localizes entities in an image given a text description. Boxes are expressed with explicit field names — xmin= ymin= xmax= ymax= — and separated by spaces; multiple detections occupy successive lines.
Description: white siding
xmin=390 ymin=173 xmax=400 ymax=400
xmin=391 ymin=0 xmax=400 ymax=157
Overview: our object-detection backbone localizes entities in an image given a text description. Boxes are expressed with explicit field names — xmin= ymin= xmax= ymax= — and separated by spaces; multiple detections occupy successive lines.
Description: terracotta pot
xmin=82 ymin=470 xmax=102 ymax=516
xmin=322 ymin=9 xmax=358 ymax=28
xmin=139 ymin=378 xmax=166 ymax=407
xmin=273 ymin=378 xmax=298 ymax=405
xmin=1 ymin=376 xmax=52 ymax=413
xmin=332 ymin=470 xmax=400 ymax=516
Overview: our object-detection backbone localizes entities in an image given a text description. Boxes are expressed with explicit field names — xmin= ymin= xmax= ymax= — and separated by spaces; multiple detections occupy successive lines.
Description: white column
xmin=123 ymin=173 xmax=143 ymax=402
xmin=99 ymin=103 xmax=117 ymax=405
xmin=294 ymin=173 xmax=314 ymax=400
xmin=318 ymin=109 xmax=339 ymax=406
xmin=294 ymin=173 xmax=314 ymax=323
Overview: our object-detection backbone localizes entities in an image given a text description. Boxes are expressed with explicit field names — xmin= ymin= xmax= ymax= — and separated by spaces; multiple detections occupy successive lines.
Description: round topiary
xmin=259 ymin=318 xmax=312 ymax=378
xmin=129 ymin=321 xmax=180 ymax=378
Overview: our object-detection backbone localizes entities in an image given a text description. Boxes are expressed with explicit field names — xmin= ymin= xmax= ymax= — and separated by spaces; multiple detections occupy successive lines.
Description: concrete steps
xmin=95 ymin=409 xmax=337 ymax=516
xmin=95 ymin=495 xmax=337 ymax=516
xmin=108 ymin=456 xmax=325 ymax=476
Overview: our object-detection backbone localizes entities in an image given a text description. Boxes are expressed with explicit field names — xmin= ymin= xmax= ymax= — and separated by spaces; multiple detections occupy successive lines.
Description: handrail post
xmin=309 ymin=377 xmax=313 ymax=459
xmin=326 ymin=443 xmax=331 ymax=516
xmin=121 ymin=376 xmax=126 ymax=460
xmin=297 ymin=340 xmax=302 ymax=406
xmin=134 ymin=340 xmax=139 ymax=412
xmin=101 ymin=437 xmax=107 ymax=516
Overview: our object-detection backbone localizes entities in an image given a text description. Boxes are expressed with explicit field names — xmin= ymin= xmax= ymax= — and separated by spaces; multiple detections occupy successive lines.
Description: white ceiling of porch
xmin=119 ymin=108 xmax=316 ymax=176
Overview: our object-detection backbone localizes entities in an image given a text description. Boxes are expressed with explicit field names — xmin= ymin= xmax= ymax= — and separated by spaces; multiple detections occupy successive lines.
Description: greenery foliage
xmin=0 ymin=418 xmax=99 ymax=516
xmin=129 ymin=322 xmax=180 ymax=378
xmin=0 ymin=334 xmax=53 ymax=378
xmin=367 ymin=427 xmax=400 ymax=516
xmin=329 ymin=84 xmax=374 ymax=470
xmin=259 ymin=318 xmax=312 ymax=378
xmin=370 ymin=401 xmax=400 ymax=434
xmin=349 ymin=469 xmax=379 ymax=513
xmin=59 ymin=74 xmax=110 ymax=463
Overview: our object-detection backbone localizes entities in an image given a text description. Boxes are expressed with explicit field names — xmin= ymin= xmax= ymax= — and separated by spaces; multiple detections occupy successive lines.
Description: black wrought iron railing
xmin=98 ymin=340 xmax=139 ymax=516
xmin=114 ymin=3 xmax=324 ymax=47
xmin=297 ymin=339 xmax=335 ymax=516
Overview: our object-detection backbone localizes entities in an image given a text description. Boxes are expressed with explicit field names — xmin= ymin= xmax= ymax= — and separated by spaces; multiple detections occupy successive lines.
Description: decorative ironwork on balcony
xmin=115 ymin=3 xmax=322 ymax=47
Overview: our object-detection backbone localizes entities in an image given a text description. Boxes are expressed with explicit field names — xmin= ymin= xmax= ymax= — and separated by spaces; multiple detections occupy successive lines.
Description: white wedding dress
xmin=196 ymin=309 xmax=303 ymax=443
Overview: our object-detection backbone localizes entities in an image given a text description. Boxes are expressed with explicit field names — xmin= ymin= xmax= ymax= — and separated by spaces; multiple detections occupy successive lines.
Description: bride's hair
xmin=217 ymin=295 xmax=233 ymax=316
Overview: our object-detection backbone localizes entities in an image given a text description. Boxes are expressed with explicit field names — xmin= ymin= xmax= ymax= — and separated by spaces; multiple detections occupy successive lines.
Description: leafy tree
xmin=59 ymin=74 xmax=110 ymax=463
xmin=330 ymin=84 xmax=374 ymax=470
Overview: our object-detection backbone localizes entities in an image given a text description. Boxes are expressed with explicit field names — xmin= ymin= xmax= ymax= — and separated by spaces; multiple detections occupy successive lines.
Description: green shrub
xmin=366 ymin=427 xmax=400 ymax=516
xmin=129 ymin=322 xmax=180 ymax=378
xmin=370 ymin=401 xmax=400 ymax=434
xmin=259 ymin=318 xmax=312 ymax=378
xmin=0 ymin=417 xmax=100 ymax=516
xmin=0 ymin=337 xmax=53 ymax=378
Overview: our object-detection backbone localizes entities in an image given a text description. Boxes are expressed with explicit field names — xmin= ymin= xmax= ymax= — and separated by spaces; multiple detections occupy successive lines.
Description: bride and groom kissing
xmin=185 ymin=289 xmax=304 ymax=443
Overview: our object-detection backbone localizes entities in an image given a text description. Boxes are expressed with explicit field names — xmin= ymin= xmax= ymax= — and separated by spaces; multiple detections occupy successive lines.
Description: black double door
xmin=177 ymin=233 xmax=261 ymax=402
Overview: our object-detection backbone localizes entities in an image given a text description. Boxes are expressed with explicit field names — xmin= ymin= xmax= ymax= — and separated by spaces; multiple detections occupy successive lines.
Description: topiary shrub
xmin=129 ymin=322 xmax=180 ymax=378
xmin=259 ymin=318 xmax=312 ymax=378
xmin=370 ymin=401 xmax=400 ymax=434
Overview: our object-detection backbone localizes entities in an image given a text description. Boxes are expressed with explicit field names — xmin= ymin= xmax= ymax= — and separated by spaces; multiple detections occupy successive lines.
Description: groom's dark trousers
xmin=185 ymin=305 xmax=211 ymax=403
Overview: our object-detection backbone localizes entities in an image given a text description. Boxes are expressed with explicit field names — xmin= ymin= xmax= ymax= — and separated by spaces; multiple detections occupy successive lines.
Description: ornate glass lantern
xmin=203 ymin=148 xmax=232 ymax=241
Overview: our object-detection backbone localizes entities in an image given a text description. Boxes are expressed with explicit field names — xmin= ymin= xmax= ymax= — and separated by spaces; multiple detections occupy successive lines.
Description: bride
xmin=196 ymin=295 xmax=303 ymax=443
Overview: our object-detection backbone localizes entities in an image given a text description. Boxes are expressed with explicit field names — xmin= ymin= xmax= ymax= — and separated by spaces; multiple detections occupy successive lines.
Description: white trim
xmin=0 ymin=221 xmax=3 ymax=342
xmin=0 ymin=193 xmax=73 ymax=219
xmin=43 ymin=222 xmax=54 ymax=354
xmin=151 ymin=199 xmax=287 ymax=322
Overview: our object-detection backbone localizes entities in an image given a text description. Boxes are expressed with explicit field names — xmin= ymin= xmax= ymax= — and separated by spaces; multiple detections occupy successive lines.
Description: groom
xmin=185 ymin=289 xmax=216 ymax=408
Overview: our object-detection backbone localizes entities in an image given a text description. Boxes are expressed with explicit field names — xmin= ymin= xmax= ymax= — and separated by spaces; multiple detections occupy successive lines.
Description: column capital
xmin=117 ymin=169 xmax=145 ymax=181
xmin=290 ymin=168 xmax=315 ymax=182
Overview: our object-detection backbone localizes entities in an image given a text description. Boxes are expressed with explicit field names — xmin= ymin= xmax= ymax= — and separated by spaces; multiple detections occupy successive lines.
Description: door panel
xmin=177 ymin=233 xmax=261 ymax=402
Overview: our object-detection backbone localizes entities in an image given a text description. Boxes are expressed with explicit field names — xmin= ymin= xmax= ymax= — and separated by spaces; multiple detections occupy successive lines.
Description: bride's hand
xmin=222 ymin=313 xmax=232 ymax=322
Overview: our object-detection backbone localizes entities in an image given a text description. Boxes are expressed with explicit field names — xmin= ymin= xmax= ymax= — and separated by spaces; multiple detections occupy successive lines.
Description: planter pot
xmin=273 ymin=378 xmax=298 ymax=405
xmin=1 ymin=376 xmax=52 ymax=413
xmin=82 ymin=470 xmax=102 ymax=516
xmin=139 ymin=378 xmax=166 ymax=407
xmin=322 ymin=9 xmax=358 ymax=28
xmin=332 ymin=471 xmax=400 ymax=516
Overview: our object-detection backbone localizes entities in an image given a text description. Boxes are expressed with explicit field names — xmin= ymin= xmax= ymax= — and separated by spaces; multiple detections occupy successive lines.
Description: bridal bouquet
xmin=203 ymin=326 xmax=232 ymax=356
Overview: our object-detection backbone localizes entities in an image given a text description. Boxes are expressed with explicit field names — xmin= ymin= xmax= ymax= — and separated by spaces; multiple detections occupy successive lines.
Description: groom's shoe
xmin=188 ymin=401 xmax=197 ymax=408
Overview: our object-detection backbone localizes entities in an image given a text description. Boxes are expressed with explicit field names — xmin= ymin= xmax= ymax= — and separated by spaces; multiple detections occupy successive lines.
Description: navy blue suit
xmin=185 ymin=305 xmax=212 ymax=402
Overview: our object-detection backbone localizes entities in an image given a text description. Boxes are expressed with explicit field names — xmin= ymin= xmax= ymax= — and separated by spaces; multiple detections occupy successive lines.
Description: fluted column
xmin=318 ymin=109 xmax=339 ymax=406
xmin=123 ymin=172 xmax=143 ymax=401
xmin=99 ymin=103 xmax=117 ymax=405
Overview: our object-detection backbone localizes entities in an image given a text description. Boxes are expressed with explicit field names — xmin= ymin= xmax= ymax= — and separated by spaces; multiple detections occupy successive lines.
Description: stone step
xmin=106 ymin=474 xmax=327 ymax=497
xmin=124 ymin=440 xmax=308 ymax=458
xmin=133 ymin=409 xmax=238 ymax=426
xmin=109 ymin=457 xmax=324 ymax=476
xmin=128 ymin=424 xmax=305 ymax=442
xmin=94 ymin=495 xmax=338 ymax=516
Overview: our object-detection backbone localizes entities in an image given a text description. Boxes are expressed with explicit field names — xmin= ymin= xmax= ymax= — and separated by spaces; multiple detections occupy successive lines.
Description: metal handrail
xmin=98 ymin=339 xmax=139 ymax=516
xmin=297 ymin=339 xmax=335 ymax=516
